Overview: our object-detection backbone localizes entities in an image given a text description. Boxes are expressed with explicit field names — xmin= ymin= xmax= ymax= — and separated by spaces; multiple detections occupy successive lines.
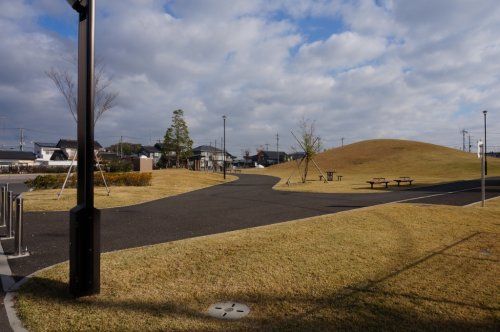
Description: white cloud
xmin=295 ymin=31 xmax=387 ymax=71
xmin=0 ymin=0 xmax=499 ymax=153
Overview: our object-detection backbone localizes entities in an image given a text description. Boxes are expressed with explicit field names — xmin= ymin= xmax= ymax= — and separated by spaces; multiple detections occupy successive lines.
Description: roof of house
xmin=34 ymin=142 xmax=57 ymax=148
xmin=288 ymin=152 xmax=306 ymax=158
xmin=192 ymin=145 xmax=235 ymax=159
xmin=0 ymin=150 xmax=36 ymax=160
xmin=57 ymin=139 xmax=102 ymax=149
xmin=140 ymin=146 xmax=160 ymax=154
xmin=192 ymin=145 xmax=223 ymax=153
xmin=50 ymin=150 xmax=68 ymax=161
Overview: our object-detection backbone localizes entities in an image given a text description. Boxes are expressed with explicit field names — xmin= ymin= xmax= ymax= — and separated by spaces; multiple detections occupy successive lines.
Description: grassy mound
xmin=251 ymin=139 xmax=500 ymax=193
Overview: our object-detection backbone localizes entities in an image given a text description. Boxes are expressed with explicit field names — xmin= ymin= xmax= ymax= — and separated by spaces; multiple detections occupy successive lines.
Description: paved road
xmin=0 ymin=174 xmax=499 ymax=331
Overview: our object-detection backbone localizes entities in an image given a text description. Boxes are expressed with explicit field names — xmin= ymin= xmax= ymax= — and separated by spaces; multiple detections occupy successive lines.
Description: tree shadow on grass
xmin=16 ymin=232 xmax=498 ymax=331
xmin=16 ymin=273 xmax=498 ymax=332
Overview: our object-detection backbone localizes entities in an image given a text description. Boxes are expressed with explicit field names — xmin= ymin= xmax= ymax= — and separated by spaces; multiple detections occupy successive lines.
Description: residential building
xmin=56 ymin=139 xmax=103 ymax=160
xmin=139 ymin=146 xmax=161 ymax=164
xmin=190 ymin=145 xmax=234 ymax=171
xmin=0 ymin=150 xmax=37 ymax=167
xmin=250 ymin=151 xmax=288 ymax=166
xmin=34 ymin=142 xmax=58 ymax=161
xmin=288 ymin=152 xmax=306 ymax=161
xmin=33 ymin=139 xmax=103 ymax=166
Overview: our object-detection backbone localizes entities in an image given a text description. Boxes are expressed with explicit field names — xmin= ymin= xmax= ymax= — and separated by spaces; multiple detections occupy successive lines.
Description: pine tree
xmin=162 ymin=109 xmax=193 ymax=168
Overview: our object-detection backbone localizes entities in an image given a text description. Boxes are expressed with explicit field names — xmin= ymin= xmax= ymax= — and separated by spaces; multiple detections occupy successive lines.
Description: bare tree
xmin=296 ymin=119 xmax=321 ymax=183
xmin=46 ymin=61 xmax=118 ymax=126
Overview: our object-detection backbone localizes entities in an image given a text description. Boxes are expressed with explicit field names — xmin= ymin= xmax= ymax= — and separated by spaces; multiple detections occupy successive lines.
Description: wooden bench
xmin=234 ymin=169 xmax=242 ymax=173
xmin=367 ymin=177 xmax=390 ymax=189
xmin=394 ymin=176 xmax=413 ymax=186
xmin=337 ymin=175 xmax=343 ymax=181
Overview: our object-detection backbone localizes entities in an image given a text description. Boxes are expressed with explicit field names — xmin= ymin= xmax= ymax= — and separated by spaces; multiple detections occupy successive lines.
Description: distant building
xmin=34 ymin=142 xmax=58 ymax=161
xmin=56 ymin=139 xmax=103 ymax=160
xmin=33 ymin=139 xmax=103 ymax=166
xmin=139 ymin=146 xmax=161 ymax=164
xmin=250 ymin=151 xmax=288 ymax=166
xmin=288 ymin=152 xmax=306 ymax=161
xmin=0 ymin=150 xmax=37 ymax=167
xmin=190 ymin=145 xmax=234 ymax=171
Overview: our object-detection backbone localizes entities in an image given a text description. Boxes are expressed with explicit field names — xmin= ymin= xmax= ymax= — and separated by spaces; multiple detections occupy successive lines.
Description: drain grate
xmin=207 ymin=301 xmax=250 ymax=320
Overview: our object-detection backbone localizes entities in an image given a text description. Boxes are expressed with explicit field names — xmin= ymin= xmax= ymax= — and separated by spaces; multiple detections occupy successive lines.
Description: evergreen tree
xmin=162 ymin=109 xmax=193 ymax=167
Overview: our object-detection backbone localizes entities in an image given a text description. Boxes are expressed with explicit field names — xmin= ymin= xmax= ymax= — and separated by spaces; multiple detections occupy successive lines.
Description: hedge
xmin=25 ymin=172 xmax=152 ymax=190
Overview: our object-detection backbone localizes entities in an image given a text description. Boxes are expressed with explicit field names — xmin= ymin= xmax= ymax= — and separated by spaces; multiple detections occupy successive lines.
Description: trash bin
xmin=326 ymin=171 xmax=334 ymax=182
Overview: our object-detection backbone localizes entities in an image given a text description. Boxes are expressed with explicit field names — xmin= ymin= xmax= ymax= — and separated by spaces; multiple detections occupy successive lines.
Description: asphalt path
xmin=0 ymin=174 xmax=499 ymax=331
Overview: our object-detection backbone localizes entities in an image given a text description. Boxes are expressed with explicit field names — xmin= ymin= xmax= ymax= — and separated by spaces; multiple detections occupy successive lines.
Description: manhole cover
xmin=207 ymin=301 xmax=250 ymax=320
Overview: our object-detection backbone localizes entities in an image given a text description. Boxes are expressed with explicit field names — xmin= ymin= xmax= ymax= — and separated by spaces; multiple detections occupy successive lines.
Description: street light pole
xmin=223 ymin=115 xmax=226 ymax=179
xmin=481 ymin=110 xmax=487 ymax=207
xmin=68 ymin=0 xmax=100 ymax=297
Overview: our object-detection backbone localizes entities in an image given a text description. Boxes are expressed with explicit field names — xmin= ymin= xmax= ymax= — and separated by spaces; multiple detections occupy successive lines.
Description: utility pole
xmin=223 ymin=115 xmax=226 ymax=179
xmin=341 ymin=137 xmax=345 ymax=147
xmin=461 ymin=129 xmax=468 ymax=151
xmin=276 ymin=133 xmax=280 ymax=164
xmin=468 ymin=133 xmax=471 ymax=153
xmin=120 ymin=135 xmax=123 ymax=158
xmin=19 ymin=128 xmax=24 ymax=151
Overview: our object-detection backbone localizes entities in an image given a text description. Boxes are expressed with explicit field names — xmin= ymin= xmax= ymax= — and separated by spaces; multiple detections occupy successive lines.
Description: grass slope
xmin=250 ymin=139 xmax=500 ymax=193
xmin=17 ymin=198 xmax=499 ymax=331
xmin=23 ymin=169 xmax=237 ymax=212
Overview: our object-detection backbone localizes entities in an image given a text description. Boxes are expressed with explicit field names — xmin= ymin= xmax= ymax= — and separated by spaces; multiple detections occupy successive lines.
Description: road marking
xmin=462 ymin=194 xmax=500 ymax=207
xmin=393 ymin=186 xmax=481 ymax=204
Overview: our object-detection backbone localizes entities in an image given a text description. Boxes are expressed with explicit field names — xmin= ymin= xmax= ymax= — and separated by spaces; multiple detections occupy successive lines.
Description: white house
xmin=34 ymin=142 xmax=59 ymax=161
xmin=190 ymin=145 xmax=234 ymax=171
xmin=56 ymin=139 xmax=104 ymax=160
xmin=34 ymin=139 xmax=104 ymax=167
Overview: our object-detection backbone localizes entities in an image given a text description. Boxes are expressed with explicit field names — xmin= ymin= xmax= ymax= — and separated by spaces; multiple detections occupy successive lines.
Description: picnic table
xmin=366 ymin=177 xmax=390 ymax=189
xmin=394 ymin=176 xmax=413 ymax=186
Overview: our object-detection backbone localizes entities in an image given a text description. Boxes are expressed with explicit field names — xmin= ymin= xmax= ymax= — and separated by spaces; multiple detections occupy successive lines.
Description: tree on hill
xmin=107 ymin=142 xmax=142 ymax=156
xmin=161 ymin=109 xmax=193 ymax=168
xmin=295 ymin=119 xmax=322 ymax=183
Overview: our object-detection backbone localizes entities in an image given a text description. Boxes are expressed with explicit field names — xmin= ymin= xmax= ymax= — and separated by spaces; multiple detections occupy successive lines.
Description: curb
xmin=0 ymin=240 xmax=28 ymax=332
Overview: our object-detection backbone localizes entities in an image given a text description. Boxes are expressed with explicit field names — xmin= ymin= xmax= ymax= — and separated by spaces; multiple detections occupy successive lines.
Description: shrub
xmin=107 ymin=159 xmax=133 ymax=173
xmin=25 ymin=172 xmax=152 ymax=190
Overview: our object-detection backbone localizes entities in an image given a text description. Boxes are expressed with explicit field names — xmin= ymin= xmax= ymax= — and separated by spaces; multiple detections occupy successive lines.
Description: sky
xmin=1 ymin=0 xmax=499 ymax=156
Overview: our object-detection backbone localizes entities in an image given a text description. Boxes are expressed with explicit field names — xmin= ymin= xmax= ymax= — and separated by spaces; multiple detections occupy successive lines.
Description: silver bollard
xmin=14 ymin=196 xmax=27 ymax=256
xmin=5 ymin=191 xmax=14 ymax=239
xmin=0 ymin=186 xmax=6 ymax=227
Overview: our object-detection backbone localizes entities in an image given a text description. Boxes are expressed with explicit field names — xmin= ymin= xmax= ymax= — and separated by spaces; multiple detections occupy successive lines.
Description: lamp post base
xmin=69 ymin=205 xmax=100 ymax=297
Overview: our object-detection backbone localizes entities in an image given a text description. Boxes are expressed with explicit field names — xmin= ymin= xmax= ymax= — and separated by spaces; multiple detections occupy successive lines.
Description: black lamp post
xmin=484 ymin=110 xmax=487 ymax=176
xmin=481 ymin=110 xmax=487 ymax=207
xmin=223 ymin=115 xmax=226 ymax=179
xmin=67 ymin=0 xmax=100 ymax=297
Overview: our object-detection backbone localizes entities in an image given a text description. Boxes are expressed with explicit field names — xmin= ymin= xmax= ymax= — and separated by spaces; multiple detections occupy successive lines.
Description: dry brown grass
xmin=23 ymin=169 xmax=237 ymax=212
xmin=16 ymin=198 xmax=500 ymax=331
xmin=246 ymin=139 xmax=500 ymax=193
